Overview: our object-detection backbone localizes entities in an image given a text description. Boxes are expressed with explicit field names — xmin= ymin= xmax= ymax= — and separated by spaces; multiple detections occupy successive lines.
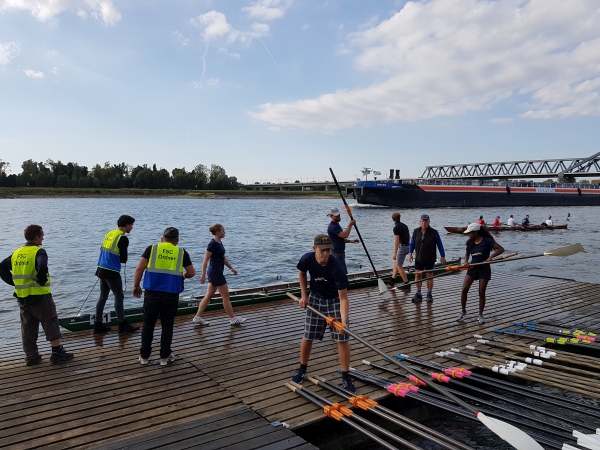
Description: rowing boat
xmin=58 ymin=259 xmax=461 ymax=331
xmin=444 ymin=224 xmax=568 ymax=234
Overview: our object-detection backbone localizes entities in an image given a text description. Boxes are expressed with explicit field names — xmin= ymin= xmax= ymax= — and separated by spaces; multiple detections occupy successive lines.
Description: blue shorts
xmin=303 ymin=293 xmax=349 ymax=343
xmin=207 ymin=272 xmax=227 ymax=287
xmin=414 ymin=261 xmax=435 ymax=271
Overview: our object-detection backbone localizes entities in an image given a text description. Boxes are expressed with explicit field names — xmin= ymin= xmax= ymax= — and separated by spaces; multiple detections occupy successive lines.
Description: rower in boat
xmin=507 ymin=214 xmax=516 ymax=228
xmin=492 ymin=216 xmax=501 ymax=228
xmin=522 ymin=214 xmax=531 ymax=228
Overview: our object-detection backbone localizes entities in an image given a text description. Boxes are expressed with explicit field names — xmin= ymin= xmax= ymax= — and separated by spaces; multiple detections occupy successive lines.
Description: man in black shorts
xmin=291 ymin=234 xmax=355 ymax=393
xmin=408 ymin=214 xmax=446 ymax=303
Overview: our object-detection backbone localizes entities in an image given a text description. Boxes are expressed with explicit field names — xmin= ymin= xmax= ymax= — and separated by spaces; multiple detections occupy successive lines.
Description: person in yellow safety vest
xmin=0 ymin=225 xmax=74 ymax=366
xmin=132 ymin=227 xmax=196 ymax=365
xmin=94 ymin=215 xmax=139 ymax=334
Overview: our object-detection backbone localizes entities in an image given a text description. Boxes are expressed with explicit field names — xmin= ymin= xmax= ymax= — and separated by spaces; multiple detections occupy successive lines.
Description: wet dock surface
xmin=1 ymin=272 xmax=598 ymax=449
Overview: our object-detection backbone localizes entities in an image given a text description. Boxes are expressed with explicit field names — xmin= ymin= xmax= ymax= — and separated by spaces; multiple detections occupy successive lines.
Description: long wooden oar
xmin=286 ymin=292 xmax=543 ymax=450
xmin=329 ymin=167 xmax=391 ymax=299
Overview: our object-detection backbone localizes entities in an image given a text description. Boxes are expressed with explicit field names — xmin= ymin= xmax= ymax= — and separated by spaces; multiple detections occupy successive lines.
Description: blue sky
xmin=1 ymin=0 xmax=600 ymax=183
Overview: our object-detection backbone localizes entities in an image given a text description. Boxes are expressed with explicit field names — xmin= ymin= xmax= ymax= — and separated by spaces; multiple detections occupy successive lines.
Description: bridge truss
xmin=420 ymin=152 xmax=600 ymax=179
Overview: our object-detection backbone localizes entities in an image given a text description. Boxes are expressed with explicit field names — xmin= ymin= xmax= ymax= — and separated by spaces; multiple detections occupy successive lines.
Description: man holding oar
xmin=408 ymin=214 xmax=446 ymax=303
xmin=291 ymin=234 xmax=356 ymax=393
xmin=327 ymin=207 xmax=359 ymax=274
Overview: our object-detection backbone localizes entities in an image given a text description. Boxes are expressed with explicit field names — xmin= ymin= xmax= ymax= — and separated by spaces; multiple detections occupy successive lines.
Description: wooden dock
xmin=1 ymin=272 xmax=599 ymax=449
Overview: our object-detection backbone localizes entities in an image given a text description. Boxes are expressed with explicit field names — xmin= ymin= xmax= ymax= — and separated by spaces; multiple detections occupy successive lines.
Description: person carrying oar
xmin=458 ymin=223 xmax=504 ymax=324
xmin=291 ymin=234 xmax=356 ymax=393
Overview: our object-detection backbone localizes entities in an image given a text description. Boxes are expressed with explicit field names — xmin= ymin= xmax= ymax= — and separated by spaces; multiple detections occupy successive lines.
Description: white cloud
xmin=24 ymin=69 xmax=45 ymax=78
xmin=218 ymin=47 xmax=241 ymax=59
xmin=491 ymin=118 xmax=514 ymax=123
xmin=302 ymin=23 xmax=310 ymax=31
xmin=242 ymin=0 xmax=292 ymax=21
xmin=251 ymin=0 xmax=600 ymax=130
xmin=173 ymin=31 xmax=190 ymax=46
xmin=191 ymin=10 xmax=269 ymax=43
xmin=192 ymin=77 xmax=220 ymax=89
xmin=52 ymin=66 xmax=58 ymax=74
xmin=0 ymin=0 xmax=121 ymax=25
xmin=0 ymin=41 xmax=20 ymax=65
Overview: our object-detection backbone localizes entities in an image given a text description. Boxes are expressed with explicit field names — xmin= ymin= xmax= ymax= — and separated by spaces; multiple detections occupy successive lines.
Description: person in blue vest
xmin=94 ymin=215 xmax=138 ymax=334
xmin=326 ymin=207 xmax=359 ymax=274
xmin=291 ymin=234 xmax=355 ymax=393
xmin=0 ymin=225 xmax=74 ymax=365
xmin=132 ymin=227 xmax=195 ymax=365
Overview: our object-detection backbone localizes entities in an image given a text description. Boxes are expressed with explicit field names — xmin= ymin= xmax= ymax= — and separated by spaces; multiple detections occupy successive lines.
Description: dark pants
xmin=332 ymin=251 xmax=348 ymax=274
xmin=140 ymin=291 xmax=179 ymax=359
xmin=20 ymin=295 xmax=62 ymax=359
xmin=95 ymin=276 xmax=125 ymax=322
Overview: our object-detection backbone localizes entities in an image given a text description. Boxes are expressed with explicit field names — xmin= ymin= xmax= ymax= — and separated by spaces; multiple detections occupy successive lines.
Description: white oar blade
xmin=574 ymin=430 xmax=600 ymax=450
xmin=544 ymin=243 xmax=584 ymax=257
xmin=477 ymin=412 xmax=544 ymax=450
xmin=378 ymin=278 xmax=392 ymax=299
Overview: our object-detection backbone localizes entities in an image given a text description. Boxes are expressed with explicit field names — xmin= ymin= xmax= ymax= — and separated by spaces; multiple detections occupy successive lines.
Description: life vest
xmin=11 ymin=245 xmax=51 ymax=298
xmin=143 ymin=243 xmax=185 ymax=294
xmin=97 ymin=229 xmax=124 ymax=272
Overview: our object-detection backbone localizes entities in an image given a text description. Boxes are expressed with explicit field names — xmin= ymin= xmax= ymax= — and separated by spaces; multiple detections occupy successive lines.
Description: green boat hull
xmin=59 ymin=261 xmax=460 ymax=332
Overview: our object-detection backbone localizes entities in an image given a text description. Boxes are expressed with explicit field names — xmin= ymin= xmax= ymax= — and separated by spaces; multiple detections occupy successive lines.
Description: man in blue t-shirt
xmin=326 ymin=207 xmax=359 ymax=274
xmin=291 ymin=234 xmax=356 ymax=393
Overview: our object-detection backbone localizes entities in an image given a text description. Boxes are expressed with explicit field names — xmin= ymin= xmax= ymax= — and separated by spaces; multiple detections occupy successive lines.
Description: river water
xmin=0 ymin=198 xmax=596 ymax=345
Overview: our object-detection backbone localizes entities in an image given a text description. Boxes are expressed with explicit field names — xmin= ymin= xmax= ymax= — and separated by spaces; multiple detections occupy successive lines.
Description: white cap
xmin=327 ymin=207 xmax=341 ymax=217
xmin=464 ymin=223 xmax=481 ymax=234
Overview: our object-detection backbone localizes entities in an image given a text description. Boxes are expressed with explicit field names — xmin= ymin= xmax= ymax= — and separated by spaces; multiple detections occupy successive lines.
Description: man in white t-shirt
xmin=507 ymin=215 xmax=515 ymax=227
xmin=545 ymin=216 xmax=553 ymax=226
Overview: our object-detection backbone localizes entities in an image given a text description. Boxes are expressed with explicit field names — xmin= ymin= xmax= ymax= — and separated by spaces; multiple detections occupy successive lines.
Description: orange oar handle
xmin=326 ymin=316 xmax=346 ymax=332
xmin=444 ymin=265 xmax=467 ymax=272
xmin=344 ymin=204 xmax=352 ymax=219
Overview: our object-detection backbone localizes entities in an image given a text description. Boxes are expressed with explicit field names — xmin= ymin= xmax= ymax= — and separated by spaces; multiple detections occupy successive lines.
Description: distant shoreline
xmin=0 ymin=187 xmax=342 ymax=199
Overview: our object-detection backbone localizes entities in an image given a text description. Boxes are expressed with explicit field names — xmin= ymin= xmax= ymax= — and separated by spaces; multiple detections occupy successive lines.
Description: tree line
xmin=0 ymin=159 xmax=239 ymax=190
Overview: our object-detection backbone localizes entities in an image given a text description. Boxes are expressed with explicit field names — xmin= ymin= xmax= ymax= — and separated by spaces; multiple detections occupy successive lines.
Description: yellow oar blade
xmin=543 ymin=243 xmax=584 ymax=257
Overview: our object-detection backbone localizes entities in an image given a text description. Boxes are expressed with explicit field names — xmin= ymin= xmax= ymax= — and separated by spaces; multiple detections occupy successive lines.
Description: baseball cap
xmin=163 ymin=227 xmax=179 ymax=239
xmin=464 ymin=223 xmax=480 ymax=234
xmin=496 ymin=215 xmax=500 ymax=218
xmin=420 ymin=214 xmax=430 ymax=220
xmin=314 ymin=234 xmax=333 ymax=249
xmin=327 ymin=207 xmax=341 ymax=217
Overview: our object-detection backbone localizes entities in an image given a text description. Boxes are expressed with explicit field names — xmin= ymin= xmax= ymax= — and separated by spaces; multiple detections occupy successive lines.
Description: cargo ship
xmin=348 ymin=156 xmax=600 ymax=208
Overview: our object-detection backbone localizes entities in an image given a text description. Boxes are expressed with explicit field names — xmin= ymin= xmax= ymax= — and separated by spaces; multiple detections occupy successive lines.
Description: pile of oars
xmin=285 ymin=292 xmax=545 ymax=450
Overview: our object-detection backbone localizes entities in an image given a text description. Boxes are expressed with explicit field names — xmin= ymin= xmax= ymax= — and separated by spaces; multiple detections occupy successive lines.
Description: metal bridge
xmin=419 ymin=152 xmax=600 ymax=180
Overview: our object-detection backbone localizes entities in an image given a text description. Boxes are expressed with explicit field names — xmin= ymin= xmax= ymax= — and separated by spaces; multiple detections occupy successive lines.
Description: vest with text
xmin=11 ymin=246 xmax=51 ymax=298
xmin=143 ymin=243 xmax=185 ymax=294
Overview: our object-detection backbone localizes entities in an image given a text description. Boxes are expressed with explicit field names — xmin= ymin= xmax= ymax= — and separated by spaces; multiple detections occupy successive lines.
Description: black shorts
xmin=466 ymin=265 xmax=491 ymax=281
xmin=414 ymin=261 xmax=435 ymax=271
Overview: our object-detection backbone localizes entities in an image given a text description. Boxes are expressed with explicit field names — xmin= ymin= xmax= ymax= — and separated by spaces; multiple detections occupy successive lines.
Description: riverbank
xmin=0 ymin=187 xmax=341 ymax=199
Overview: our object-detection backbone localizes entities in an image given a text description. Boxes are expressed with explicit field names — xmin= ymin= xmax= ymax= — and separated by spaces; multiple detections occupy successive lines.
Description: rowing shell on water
xmin=58 ymin=259 xmax=461 ymax=332
xmin=444 ymin=224 xmax=568 ymax=234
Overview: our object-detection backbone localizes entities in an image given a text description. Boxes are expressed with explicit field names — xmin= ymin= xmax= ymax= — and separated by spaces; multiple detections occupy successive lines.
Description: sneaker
xmin=457 ymin=311 xmax=468 ymax=322
xmin=118 ymin=319 xmax=139 ymax=333
xmin=478 ymin=314 xmax=486 ymax=324
xmin=291 ymin=366 xmax=307 ymax=383
xmin=397 ymin=283 xmax=411 ymax=291
xmin=426 ymin=293 xmax=434 ymax=302
xmin=411 ymin=292 xmax=423 ymax=302
xmin=160 ymin=354 xmax=175 ymax=366
xmin=139 ymin=355 xmax=149 ymax=365
xmin=50 ymin=346 xmax=74 ymax=364
xmin=93 ymin=321 xmax=111 ymax=334
xmin=230 ymin=316 xmax=247 ymax=326
xmin=342 ymin=376 xmax=357 ymax=393
xmin=192 ymin=316 xmax=209 ymax=326
xmin=25 ymin=355 xmax=42 ymax=366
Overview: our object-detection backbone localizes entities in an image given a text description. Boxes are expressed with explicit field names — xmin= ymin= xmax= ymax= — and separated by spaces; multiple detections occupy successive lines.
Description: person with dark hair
xmin=0 ymin=225 xmax=74 ymax=365
xmin=477 ymin=215 xmax=486 ymax=226
xmin=391 ymin=212 xmax=410 ymax=290
xmin=192 ymin=224 xmax=246 ymax=326
xmin=326 ymin=207 xmax=359 ymax=274
xmin=522 ymin=214 xmax=530 ymax=227
xmin=133 ymin=227 xmax=196 ymax=365
xmin=408 ymin=214 xmax=446 ymax=303
xmin=291 ymin=234 xmax=355 ymax=393
xmin=94 ymin=215 xmax=138 ymax=334
xmin=457 ymin=223 xmax=504 ymax=324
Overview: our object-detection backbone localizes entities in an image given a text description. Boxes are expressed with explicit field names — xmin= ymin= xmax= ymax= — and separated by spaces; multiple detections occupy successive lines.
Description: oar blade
xmin=378 ymin=278 xmax=392 ymax=299
xmin=543 ymin=243 xmax=584 ymax=257
xmin=477 ymin=412 xmax=544 ymax=450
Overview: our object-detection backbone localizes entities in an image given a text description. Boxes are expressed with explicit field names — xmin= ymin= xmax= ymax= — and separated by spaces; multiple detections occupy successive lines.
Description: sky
xmin=1 ymin=0 xmax=600 ymax=183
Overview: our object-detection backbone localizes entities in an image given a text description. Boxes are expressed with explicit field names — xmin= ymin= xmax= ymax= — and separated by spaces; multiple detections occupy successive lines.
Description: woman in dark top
xmin=457 ymin=223 xmax=504 ymax=324
xmin=192 ymin=224 xmax=246 ymax=326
